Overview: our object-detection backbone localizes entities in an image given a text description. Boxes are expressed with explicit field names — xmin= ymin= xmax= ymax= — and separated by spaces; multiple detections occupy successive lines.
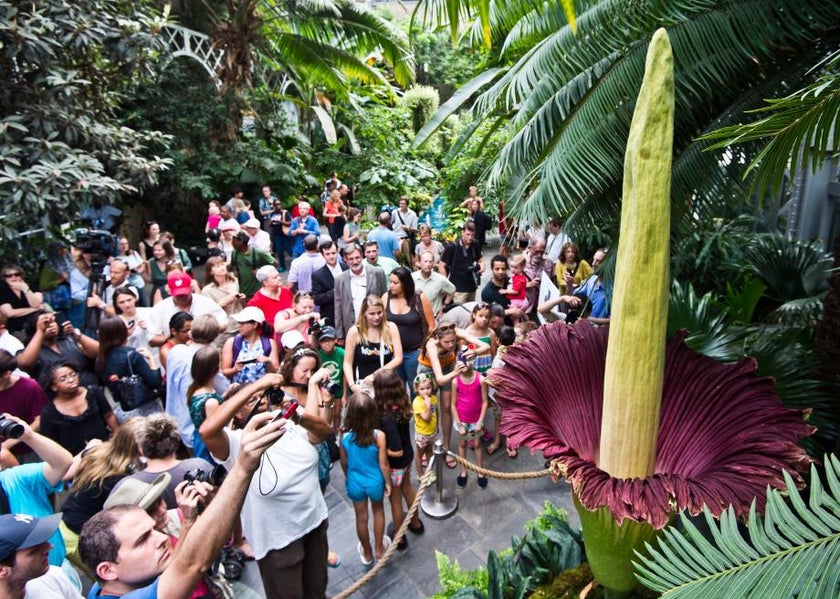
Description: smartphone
xmin=54 ymin=311 xmax=70 ymax=327
xmin=272 ymin=401 xmax=299 ymax=423
xmin=237 ymin=357 xmax=257 ymax=365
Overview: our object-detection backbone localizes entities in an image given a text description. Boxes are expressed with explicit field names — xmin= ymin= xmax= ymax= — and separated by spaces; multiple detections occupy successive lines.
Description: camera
xmin=0 ymin=416 xmax=24 ymax=440
xmin=72 ymin=228 xmax=118 ymax=258
xmin=219 ymin=546 xmax=247 ymax=580
xmin=307 ymin=316 xmax=325 ymax=335
xmin=321 ymin=379 xmax=341 ymax=396
xmin=469 ymin=262 xmax=482 ymax=288
xmin=183 ymin=464 xmax=227 ymax=487
xmin=264 ymin=385 xmax=286 ymax=405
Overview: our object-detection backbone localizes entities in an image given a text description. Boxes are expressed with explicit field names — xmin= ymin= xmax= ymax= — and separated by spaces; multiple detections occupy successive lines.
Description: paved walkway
xmin=323 ymin=447 xmax=578 ymax=598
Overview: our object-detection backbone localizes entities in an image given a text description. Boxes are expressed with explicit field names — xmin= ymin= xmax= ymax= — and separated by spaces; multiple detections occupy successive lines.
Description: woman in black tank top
xmin=382 ymin=267 xmax=435 ymax=386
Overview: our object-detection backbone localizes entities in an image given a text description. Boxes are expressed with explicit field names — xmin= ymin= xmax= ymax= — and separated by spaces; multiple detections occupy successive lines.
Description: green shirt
xmin=318 ymin=346 xmax=345 ymax=399
xmin=231 ymin=248 xmax=275 ymax=297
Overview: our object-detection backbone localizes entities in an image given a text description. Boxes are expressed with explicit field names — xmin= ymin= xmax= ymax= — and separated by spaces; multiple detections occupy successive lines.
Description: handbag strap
xmin=126 ymin=351 xmax=135 ymax=377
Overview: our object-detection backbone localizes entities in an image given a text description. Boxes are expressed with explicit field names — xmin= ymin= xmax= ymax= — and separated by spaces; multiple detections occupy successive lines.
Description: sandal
xmin=486 ymin=440 xmax=501 ymax=455
xmin=407 ymin=519 xmax=425 ymax=535
xmin=445 ymin=454 xmax=457 ymax=469
xmin=506 ymin=444 xmax=518 ymax=459
xmin=357 ymin=542 xmax=373 ymax=566
xmin=327 ymin=550 xmax=341 ymax=568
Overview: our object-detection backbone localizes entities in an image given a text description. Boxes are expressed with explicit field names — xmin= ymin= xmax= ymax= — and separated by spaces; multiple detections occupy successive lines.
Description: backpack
xmin=231 ymin=334 xmax=271 ymax=363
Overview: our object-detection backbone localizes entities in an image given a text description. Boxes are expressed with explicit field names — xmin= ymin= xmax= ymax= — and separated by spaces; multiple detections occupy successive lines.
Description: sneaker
xmin=456 ymin=475 xmax=467 ymax=488
xmin=477 ymin=476 xmax=488 ymax=489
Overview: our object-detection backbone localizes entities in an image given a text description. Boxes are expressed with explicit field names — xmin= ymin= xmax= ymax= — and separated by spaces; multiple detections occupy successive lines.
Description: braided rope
xmin=332 ymin=457 xmax=438 ymax=599
xmin=447 ymin=451 xmax=551 ymax=479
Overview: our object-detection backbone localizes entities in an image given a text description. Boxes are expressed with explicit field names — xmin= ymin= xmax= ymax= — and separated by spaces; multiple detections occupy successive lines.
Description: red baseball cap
xmin=167 ymin=273 xmax=192 ymax=296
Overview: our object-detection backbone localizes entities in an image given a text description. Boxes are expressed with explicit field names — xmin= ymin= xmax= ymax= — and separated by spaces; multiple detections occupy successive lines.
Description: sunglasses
xmin=3 ymin=272 xmax=22 ymax=278
xmin=436 ymin=323 xmax=456 ymax=333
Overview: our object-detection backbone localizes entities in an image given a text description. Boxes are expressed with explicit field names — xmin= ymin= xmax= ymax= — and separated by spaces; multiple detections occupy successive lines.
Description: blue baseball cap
xmin=0 ymin=513 xmax=62 ymax=561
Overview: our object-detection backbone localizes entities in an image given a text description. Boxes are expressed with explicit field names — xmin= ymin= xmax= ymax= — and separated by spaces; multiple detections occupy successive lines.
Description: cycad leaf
xmin=635 ymin=454 xmax=840 ymax=598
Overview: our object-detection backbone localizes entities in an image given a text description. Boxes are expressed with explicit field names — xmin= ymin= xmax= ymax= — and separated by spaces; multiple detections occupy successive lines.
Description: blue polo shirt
xmin=575 ymin=275 xmax=611 ymax=319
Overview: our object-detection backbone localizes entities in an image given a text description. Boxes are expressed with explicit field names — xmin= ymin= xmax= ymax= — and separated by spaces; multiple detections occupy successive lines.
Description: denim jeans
xmin=397 ymin=349 xmax=420 ymax=388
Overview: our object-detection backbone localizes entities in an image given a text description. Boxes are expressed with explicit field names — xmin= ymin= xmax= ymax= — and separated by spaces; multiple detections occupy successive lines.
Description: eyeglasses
xmin=55 ymin=371 xmax=78 ymax=383
xmin=3 ymin=272 xmax=21 ymax=278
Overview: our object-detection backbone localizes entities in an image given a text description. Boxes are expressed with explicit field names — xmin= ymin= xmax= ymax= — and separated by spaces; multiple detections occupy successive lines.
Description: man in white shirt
xmin=148 ymin=273 xmax=228 ymax=346
xmin=390 ymin=196 xmax=418 ymax=260
xmin=0 ymin=513 xmax=81 ymax=599
xmin=287 ymin=235 xmax=326 ymax=294
xmin=333 ymin=245 xmax=386 ymax=341
xmin=243 ymin=218 xmax=272 ymax=253
xmin=412 ymin=250 xmax=455 ymax=318
xmin=545 ymin=217 xmax=571 ymax=263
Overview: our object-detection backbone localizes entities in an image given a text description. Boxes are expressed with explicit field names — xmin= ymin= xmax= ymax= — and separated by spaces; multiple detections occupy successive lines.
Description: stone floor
xmin=322 ymin=445 xmax=578 ymax=598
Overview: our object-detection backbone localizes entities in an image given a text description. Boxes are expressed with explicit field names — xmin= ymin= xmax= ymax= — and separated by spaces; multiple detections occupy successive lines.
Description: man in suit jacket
xmin=311 ymin=241 xmax=347 ymax=327
xmin=333 ymin=244 xmax=387 ymax=341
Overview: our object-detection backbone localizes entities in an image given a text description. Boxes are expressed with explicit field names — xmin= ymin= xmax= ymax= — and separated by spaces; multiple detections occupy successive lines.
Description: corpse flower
xmin=493 ymin=324 xmax=813 ymax=528
xmin=490 ymin=29 xmax=814 ymax=595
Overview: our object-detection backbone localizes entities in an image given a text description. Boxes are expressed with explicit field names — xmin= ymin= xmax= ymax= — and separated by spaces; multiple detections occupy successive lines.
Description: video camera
xmin=72 ymin=228 xmax=118 ymax=260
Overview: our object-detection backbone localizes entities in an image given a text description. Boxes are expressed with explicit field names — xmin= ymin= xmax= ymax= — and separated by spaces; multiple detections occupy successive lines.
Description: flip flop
xmin=357 ymin=542 xmax=373 ymax=566
xmin=486 ymin=441 xmax=501 ymax=455
xmin=407 ymin=519 xmax=425 ymax=535
xmin=376 ymin=535 xmax=392 ymax=559
xmin=506 ymin=445 xmax=518 ymax=459
xmin=445 ymin=454 xmax=457 ymax=469
xmin=327 ymin=550 xmax=341 ymax=568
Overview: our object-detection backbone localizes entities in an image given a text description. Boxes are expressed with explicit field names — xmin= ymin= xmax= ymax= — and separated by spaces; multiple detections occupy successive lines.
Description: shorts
xmin=414 ymin=432 xmax=436 ymax=450
xmin=390 ymin=467 xmax=407 ymax=487
xmin=455 ymin=422 xmax=479 ymax=442
xmin=346 ymin=476 xmax=385 ymax=503
xmin=417 ymin=361 xmax=455 ymax=392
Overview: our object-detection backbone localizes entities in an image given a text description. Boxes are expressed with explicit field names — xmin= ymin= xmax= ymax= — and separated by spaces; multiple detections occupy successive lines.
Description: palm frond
xmin=701 ymin=50 xmax=840 ymax=196
xmin=667 ymin=281 xmax=748 ymax=362
xmin=634 ymin=454 xmax=840 ymax=598
xmin=740 ymin=234 xmax=832 ymax=304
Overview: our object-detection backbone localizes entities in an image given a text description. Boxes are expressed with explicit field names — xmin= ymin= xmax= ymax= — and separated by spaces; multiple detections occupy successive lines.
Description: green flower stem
xmin=575 ymin=497 xmax=660 ymax=594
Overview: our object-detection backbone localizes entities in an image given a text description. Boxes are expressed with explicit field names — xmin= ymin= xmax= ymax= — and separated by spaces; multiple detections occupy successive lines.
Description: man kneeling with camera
xmin=78 ymin=410 xmax=288 ymax=598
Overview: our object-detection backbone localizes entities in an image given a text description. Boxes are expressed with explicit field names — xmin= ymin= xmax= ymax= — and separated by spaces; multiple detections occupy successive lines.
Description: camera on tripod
xmin=72 ymin=228 xmax=118 ymax=260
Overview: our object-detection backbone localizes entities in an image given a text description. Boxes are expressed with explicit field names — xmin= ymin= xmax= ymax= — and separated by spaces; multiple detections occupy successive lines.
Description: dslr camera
xmin=72 ymin=228 xmax=117 ymax=258
xmin=307 ymin=316 xmax=326 ymax=335
xmin=183 ymin=464 xmax=227 ymax=487
xmin=0 ymin=415 xmax=24 ymax=440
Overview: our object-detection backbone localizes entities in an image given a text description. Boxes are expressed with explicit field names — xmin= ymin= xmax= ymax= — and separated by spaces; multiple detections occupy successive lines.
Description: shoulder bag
xmin=114 ymin=352 xmax=161 ymax=411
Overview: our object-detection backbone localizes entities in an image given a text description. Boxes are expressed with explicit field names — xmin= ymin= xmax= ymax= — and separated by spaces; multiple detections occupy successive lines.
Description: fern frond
xmin=635 ymin=454 xmax=840 ymax=598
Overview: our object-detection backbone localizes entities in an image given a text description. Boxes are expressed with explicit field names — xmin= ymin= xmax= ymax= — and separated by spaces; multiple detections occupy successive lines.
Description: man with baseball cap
xmin=148 ymin=274 xmax=228 ymax=347
xmin=0 ymin=512 xmax=78 ymax=598
xmin=79 ymin=412 xmax=286 ymax=598
xmin=242 ymin=218 xmax=271 ymax=253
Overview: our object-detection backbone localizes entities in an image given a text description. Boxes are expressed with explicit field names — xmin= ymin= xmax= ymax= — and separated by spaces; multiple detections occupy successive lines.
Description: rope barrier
xmin=331 ymin=451 xmax=558 ymax=597
xmin=446 ymin=451 xmax=552 ymax=480
xmin=331 ymin=456 xmax=438 ymax=599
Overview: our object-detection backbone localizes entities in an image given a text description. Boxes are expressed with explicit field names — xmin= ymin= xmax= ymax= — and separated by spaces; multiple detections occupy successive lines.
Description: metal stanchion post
xmin=420 ymin=440 xmax=458 ymax=519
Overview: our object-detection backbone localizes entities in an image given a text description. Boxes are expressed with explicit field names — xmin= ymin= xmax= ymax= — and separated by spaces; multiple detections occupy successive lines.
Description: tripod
xmin=82 ymin=256 xmax=109 ymax=334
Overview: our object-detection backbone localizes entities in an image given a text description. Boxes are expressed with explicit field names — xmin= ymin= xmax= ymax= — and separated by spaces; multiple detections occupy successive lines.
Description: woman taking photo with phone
xmin=343 ymin=294 xmax=403 ymax=394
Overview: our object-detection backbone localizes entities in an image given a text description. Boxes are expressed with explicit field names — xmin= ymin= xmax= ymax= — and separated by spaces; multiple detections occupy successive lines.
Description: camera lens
xmin=0 ymin=417 xmax=24 ymax=440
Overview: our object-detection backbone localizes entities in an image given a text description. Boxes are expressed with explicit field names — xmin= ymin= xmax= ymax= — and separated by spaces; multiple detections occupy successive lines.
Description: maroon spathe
xmin=491 ymin=322 xmax=814 ymax=529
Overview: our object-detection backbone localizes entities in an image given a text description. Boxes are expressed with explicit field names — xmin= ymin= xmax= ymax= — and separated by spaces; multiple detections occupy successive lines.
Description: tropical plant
xmin=403 ymin=85 xmax=441 ymax=134
xmin=434 ymin=503 xmax=585 ymax=599
xmin=412 ymin=0 xmax=840 ymax=240
xmin=0 ymin=0 xmax=172 ymax=241
xmin=635 ymin=453 xmax=840 ymax=598
xmin=701 ymin=49 xmax=840 ymax=197
xmin=491 ymin=29 xmax=815 ymax=597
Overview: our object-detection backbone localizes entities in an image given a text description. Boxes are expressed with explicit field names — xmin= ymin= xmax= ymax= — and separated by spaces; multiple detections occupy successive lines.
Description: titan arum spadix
xmin=490 ymin=29 xmax=813 ymax=595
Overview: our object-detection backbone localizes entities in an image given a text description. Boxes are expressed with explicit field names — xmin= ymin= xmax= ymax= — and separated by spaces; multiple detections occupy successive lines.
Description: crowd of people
xmin=0 ymin=179 xmax=610 ymax=598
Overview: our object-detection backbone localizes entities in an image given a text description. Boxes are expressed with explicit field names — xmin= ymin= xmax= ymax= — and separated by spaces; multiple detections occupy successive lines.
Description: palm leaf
xmin=634 ymin=454 xmax=840 ymax=598
xmin=701 ymin=50 xmax=840 ymax=196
